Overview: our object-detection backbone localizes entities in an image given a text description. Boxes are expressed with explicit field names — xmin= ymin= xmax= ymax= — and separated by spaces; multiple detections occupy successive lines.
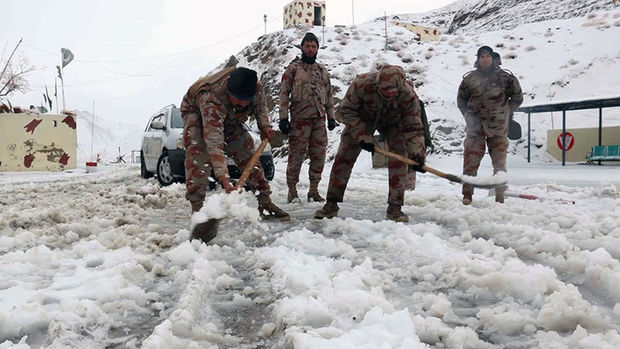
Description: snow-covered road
xmin=1 ymin=161 xmax=619 ymax=348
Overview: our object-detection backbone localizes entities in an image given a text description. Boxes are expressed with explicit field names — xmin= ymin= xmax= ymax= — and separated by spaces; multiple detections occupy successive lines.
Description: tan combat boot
xmin=257 ymin=193 xmax=291 ymax=221
xmin=314 ymin=201 xmax=339 ymax=219
xmin=287 ymin=183 xmax=300 ymax=203
xmin=190 ymin=201 xmax=219 ymax=243
xmin=462 ymin=194 xmax=472 ymax=205
xmin=495 ymin=188 xmax=505 ymax=204
xmin=307 ymin=181 xmax=325 ymax=202
xmin=386 ymin=204 xmax=409 ymax=222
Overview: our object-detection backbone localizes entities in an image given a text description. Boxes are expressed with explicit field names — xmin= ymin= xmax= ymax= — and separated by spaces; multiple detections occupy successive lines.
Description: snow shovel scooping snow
xmin=190 ymin=138 xmax=271 ymax=243
xmin=374 ymin=146 xmax=508 ymax=189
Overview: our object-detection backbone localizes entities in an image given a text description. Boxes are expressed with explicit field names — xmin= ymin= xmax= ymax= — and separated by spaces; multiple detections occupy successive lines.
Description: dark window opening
xmin=313 ymin=7 xmax=321 ymax=25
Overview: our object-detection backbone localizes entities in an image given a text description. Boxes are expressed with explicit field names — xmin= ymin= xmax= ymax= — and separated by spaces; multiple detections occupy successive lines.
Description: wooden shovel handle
xmin=374 ymin=146 xmax=462 ymax=184
xmin=234 ymin=138 xmax=270 ymax=190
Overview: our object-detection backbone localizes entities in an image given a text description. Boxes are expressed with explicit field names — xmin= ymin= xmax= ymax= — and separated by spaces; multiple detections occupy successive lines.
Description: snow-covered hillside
xmin=396 ymin=0 xmax=618 ymax=34
xmin=63 ymin=1 xmax=620 ymax=167
xmin=75 ymin=110 xmax=144 ymax=164
xmin=226 ymin=3 xmax=620 ymax=164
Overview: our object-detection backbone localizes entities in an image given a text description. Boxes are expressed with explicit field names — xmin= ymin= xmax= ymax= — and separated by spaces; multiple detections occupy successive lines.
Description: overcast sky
xmin=2 ymin=0 xmax=455 ymax=124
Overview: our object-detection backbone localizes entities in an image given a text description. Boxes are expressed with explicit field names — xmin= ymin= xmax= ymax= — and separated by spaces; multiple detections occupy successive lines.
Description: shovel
xmin=191 ymin=138 xmax=270 ymax=243
xmin=374 ymin=146 xmax=507 ymax=189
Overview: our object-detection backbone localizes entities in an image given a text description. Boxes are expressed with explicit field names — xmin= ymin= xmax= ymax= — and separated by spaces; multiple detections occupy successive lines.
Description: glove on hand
xmin=358 ymin=140 xmax=375 ymax=154
xmin=219 ymin=176 xmax=235 ymax=193
xmin=408 ymin=155 xmax=426 ymax=173
xmin=261 ymin=128 xmax=275 ymax=142
xmin=327 ymin=118 xmax=337 ymax=131
xmin=278 ymin=119 xmax=290 ymax=135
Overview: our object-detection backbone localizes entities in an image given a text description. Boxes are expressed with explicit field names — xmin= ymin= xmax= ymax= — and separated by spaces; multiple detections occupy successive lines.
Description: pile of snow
xmin=2 ymin=1 xmax=620 ymax=347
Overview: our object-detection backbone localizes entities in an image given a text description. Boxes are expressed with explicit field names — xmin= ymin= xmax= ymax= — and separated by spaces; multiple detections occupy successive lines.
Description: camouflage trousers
xmin=182 ymin=111 xmax=270 ymax=207
xmin=326 ymin=124 xmax=409 ymax=206
xmin=462 ymin=134 xmax=508 ymax=196
xmin=286 ymin=117 xmax=327 ymax=186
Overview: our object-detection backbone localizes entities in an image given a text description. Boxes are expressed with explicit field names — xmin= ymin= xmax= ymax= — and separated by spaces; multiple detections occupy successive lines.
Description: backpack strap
xmin=188 ymin=66 xmax=237 ymax=101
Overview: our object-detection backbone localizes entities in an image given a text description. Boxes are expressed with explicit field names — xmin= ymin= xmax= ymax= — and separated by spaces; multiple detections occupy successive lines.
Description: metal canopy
xmin=516 ymin=96 xmax=620 ymax=166
xmin=519 ymin=97 xmax=620 ymax=113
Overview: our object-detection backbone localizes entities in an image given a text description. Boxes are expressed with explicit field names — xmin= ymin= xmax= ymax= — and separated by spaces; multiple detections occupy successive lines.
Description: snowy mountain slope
xmin=393 ymin=0 xmax=618 ymax=34
xmin=64 ymin=1 xmax=620 ymax=167
xmin=75 ymin=110 xmax=144 ymax=164
xmin=225 ymin=5 xmax=620 ymax=164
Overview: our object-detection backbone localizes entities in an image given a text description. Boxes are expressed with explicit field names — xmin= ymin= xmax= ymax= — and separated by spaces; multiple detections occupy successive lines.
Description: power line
xmin=23 ymin=17 xmax=281 ymax=64
xmin=23 ymin=16 xmax=285 ymax=87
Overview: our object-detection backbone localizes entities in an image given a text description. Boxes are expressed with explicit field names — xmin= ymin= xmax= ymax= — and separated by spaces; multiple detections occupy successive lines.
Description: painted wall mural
xmin=0 ymin=113 xmax=77 ymax=171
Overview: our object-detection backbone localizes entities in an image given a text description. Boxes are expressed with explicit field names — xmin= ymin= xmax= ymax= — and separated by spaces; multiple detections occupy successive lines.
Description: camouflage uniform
xmin=180 ymin=67 xmax=272 ymax=210
xmin=317 ymin=65 xmax=425 ymax=220
xmin=457 ymin=63 xmax=523 ymax=201
xmin=279 ymin=57 xmax=334 ymax=201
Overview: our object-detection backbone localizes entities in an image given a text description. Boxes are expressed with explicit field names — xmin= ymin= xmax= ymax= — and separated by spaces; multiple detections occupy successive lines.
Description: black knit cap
xmin=227 ymin=67 xmax=257 ymax=101
xmin=301 ymin=32 xmax=319 ymax=46
xmin=477 ymin=45 xmax=493 ymax=57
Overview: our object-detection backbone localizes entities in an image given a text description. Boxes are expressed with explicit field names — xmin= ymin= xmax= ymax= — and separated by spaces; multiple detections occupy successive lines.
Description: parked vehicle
xmin=140 ymin=104 xmax=275 ymax=186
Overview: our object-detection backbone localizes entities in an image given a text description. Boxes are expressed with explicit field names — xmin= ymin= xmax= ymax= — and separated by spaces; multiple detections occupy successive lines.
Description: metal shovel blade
xmin=190 ymin=219 xmax=219 ymax=243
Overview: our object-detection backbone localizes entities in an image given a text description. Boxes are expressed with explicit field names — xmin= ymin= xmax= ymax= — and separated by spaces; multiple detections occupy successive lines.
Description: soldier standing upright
xmin=181 ymin=66 xmax=290 ymax=242
xmin=457 ymin=46 xmax=523 ymax=205
xmin=314 ymin=64 xmax=426 ymax=222
xmin=279 ymin=32 xmax=336 ymax=203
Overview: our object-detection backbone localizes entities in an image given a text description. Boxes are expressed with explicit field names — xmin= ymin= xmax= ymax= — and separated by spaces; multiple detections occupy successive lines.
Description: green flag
xmin=45 ymin=86 xmax=52 ymax=109
xmin=61 ymin=48 xmax=74 ymax=68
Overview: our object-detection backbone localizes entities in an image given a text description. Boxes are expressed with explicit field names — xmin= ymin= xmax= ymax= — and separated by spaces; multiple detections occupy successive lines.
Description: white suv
xmin=140 ymin=104 xmax=274 ymax=186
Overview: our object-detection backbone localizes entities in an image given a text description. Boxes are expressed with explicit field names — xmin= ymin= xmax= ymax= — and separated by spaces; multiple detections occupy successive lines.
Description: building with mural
xmin=392 ymin=21 xmax=440 ymax=41
xmin=283 ymin=0 xmax=325 ymax=29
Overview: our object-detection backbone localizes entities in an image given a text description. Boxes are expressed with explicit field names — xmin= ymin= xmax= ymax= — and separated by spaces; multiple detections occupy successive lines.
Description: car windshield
xmin=171 ymin=109 xmax=183 ymax=128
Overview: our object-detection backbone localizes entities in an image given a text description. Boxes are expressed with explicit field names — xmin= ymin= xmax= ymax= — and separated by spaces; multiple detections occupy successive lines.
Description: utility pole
xmin=352 ymin=0 xmax=355 ymax=25
xmin=384 ymin=12 xmax=388 ymax=51
xmin=91 ymin=100 xmax=95 ymax=161
xmin=264 ymin=14 xmax=267 ymax=35
xmin=60 ymin=64 xmax=66 ymax=111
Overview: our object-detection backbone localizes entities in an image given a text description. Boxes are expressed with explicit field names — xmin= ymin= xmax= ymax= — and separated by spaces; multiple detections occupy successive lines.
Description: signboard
xmin=556 ymin=132 xmax=575 ymax=151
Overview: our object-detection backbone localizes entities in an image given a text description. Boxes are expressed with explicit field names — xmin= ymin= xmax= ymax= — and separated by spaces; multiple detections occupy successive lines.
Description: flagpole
xmin=60 ymin=63 xmax=66 ymax=111
xmin=91 ymin=100 xmax=95 ymax=161
xmin=54 ymin=78 xmax=59 ymax=114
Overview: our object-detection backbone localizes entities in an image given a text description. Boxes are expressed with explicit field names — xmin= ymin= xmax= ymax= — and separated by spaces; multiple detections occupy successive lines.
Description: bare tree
xmin=0 ymin=56 xmax=37 ymax=98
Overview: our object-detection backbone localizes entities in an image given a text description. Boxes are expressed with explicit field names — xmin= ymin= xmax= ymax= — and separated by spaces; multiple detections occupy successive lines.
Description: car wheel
xmin=157 ymin=152 xmax=175 ymax=186
xmin=141 ymin=152 xmax=153 ymax=179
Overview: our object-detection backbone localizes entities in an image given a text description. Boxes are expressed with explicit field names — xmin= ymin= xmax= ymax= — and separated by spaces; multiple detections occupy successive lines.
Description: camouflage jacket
xmin=279 ymin=57 xmax=334 ymax=120
xmin=457 ymin=67 xmax=523 ymax=137
xmin=339 ymin=65 xmax=426 ymax=158
xmin=180 ymin=69 xmax=271 ymax=180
